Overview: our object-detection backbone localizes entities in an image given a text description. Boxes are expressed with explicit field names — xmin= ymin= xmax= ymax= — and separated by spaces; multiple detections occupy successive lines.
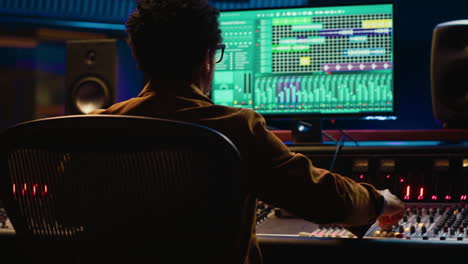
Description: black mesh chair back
xmin=0 ymin=115 xmax=248 ymax=264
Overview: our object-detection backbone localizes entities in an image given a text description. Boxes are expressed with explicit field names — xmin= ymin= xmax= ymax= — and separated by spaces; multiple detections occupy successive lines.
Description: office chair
xmin=0 ymin=115 xmax=250 ymax=264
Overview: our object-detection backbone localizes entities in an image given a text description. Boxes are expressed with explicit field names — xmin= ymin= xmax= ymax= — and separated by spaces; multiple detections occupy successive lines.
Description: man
xmin=91 ymin=0 xmax=405 ymax=263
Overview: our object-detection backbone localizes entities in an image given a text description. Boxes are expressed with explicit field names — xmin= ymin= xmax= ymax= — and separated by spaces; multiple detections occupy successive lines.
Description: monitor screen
xmin=212 ymin=3 xmax=394 ymax=117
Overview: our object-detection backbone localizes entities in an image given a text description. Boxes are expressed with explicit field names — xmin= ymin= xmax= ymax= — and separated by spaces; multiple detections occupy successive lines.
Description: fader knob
xmin=398 ymin=225 xmax=404 ymax=233
xmin=450 ymin=228 xmax=456 ymax=236
xmin=410 ymin=226 xmax=416 ymax=234
xmin=421 ymin=225 xmax=427 ymax=234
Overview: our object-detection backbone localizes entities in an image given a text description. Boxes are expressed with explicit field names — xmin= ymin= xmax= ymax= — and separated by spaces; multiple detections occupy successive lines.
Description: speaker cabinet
xmin=431 ymin=20 xmax=468 ymax=128
xmin=65 ymin=39 xmax=117 ymax=115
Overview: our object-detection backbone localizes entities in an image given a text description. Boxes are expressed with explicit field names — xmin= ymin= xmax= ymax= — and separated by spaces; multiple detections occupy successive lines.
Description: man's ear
xmin=205 ymin=49 xmax=215 ymax=72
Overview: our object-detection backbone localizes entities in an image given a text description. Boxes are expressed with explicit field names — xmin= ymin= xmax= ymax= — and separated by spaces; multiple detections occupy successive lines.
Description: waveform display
xmin=254 ymin=73 xmax=393 ymax=114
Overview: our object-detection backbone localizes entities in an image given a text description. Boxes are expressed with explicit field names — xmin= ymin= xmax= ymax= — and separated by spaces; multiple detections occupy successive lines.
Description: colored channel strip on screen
xmin=212 ymin=3 xmax=394 ymax=116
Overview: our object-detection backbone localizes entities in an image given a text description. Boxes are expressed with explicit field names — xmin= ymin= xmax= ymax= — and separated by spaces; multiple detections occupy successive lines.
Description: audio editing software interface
xmin=213 ymin=4 xmax=394 ymax=115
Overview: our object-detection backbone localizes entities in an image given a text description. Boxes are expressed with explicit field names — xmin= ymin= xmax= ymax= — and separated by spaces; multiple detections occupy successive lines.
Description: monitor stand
xmin=291 ymin=119 xmax=323 ymax=145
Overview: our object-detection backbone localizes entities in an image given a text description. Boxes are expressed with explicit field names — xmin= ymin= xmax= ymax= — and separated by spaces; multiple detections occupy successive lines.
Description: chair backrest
xmin=0 ymin=115 xmax=248 ymax=264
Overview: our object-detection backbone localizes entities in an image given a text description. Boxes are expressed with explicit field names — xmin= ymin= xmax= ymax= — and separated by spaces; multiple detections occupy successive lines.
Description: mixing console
xmin=0 ymin=208 xmax=14 ymax=235
xmin=254 ymin=144 xmax=468 ymax=248
xmin=294 ymin=203 xmax=468 ymax=242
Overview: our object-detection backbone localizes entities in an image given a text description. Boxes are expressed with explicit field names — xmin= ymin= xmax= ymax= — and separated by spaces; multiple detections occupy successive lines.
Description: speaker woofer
xmin=65 ymin=39 xmax=117 ymax=115
xmin=72 ymin=77 xmax=110 ymax=114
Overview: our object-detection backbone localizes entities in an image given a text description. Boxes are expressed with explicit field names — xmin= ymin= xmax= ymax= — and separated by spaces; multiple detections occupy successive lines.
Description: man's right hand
xmin=376 ymin=189 xmax=405 ymax=229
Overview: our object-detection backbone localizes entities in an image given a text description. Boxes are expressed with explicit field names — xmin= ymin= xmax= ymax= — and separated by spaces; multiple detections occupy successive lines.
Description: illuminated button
xmin=336 ymin=230 xmax=347 ymax=238
xmin=331 ymin=230 xmax=340 ymax=237
xmin=395 ymin=232 xmax=404 ymax=238
xmin=299 ymin=232 xmax=311 ymax=237
xmin=387 ymin=231 xmax=395 ymax=237
xmin=374 ymin=231 xmax=381 ymax=237
xmin=324 ymin=228 xmax=334 ymax=237
xmin=311 ymin=229 xmax=322 ymax=237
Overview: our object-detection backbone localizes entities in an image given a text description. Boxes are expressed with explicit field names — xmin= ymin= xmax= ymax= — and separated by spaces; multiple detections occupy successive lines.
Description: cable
xmin=321 ymin=131 xmax=338 ymax=144
xmin=329 ymin=135 xmax=346 ymax=171
xmin=329 ymin=119 xmax=359 ymax=147
xmin=339 ymin=130 xmax=359 ymax=147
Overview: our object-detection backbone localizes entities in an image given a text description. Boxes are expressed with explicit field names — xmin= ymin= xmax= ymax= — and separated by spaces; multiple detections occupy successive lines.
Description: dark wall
xmin=0 ymin=48 xmax=36 ymax=131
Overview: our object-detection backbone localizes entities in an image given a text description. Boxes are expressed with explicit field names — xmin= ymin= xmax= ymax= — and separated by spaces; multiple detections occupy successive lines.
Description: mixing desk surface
xmin=254 ymin=143 xmax=468 ymax=260
xmin=256 ymin=203 xmax=468 ymax=243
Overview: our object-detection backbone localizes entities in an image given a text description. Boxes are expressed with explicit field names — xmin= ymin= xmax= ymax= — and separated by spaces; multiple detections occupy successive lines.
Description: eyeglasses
xmin=215 ymin=44 xmax=226 ymax=63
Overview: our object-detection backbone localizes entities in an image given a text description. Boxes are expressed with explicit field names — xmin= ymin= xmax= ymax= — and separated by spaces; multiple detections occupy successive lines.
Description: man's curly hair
xmin=126 ymin=0 xmax=222 ymax=81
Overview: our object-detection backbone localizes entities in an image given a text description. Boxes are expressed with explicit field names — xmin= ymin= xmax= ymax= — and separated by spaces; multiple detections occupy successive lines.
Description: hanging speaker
xmin=431 ymin=20 xmax=468 ymax=128
xmin=65 ymin=39 xmax=117 ymax=115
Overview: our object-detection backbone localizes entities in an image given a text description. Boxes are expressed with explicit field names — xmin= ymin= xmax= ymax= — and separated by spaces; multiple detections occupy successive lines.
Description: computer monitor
xmin=212 ymin=3 xmax=395 ymax=143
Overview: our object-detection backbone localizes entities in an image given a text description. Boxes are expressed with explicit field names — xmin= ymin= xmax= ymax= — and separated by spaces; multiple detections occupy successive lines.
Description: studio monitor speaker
xmin=65 ymin=39 xmax=117 ymax=115
xmin=431 ymin=20 xmax=468 ymax=128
